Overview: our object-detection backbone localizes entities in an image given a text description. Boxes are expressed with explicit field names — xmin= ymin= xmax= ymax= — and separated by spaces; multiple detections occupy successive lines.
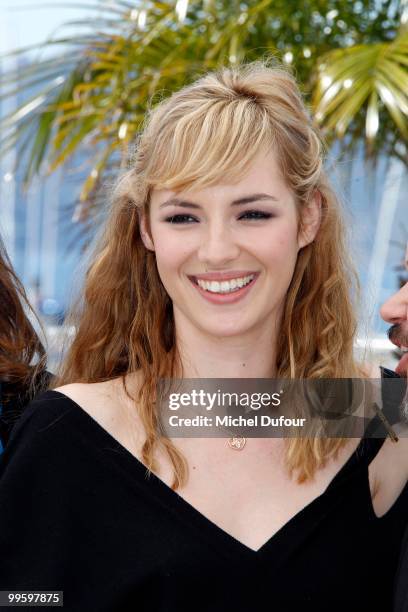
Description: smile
xmin=195 ymin=274 xmax=255 ymax=294
xmin=188 ymin=271 xmax=259 ymax=304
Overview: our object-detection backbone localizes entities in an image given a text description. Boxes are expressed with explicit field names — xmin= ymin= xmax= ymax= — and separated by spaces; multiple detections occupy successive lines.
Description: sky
xmin=0 ymin=0 xmax=99 ymax=55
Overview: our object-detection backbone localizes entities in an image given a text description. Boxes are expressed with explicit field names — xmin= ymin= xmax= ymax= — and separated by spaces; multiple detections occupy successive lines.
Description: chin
xmin=196 ymin=317 xmax=258 ymax=339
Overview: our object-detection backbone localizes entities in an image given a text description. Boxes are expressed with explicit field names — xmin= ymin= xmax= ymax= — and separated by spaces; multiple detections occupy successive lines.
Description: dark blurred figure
xmin=380 ymin=243 xmax=408 ymax=612
xmin=0 ymin=237 xmax=51 ymax=453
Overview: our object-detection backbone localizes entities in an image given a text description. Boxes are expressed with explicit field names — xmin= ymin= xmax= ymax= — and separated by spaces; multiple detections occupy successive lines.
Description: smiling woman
xmin=0 ymin=60 xmax=407 ymax=612
xmin=140 ymin=149 xmax=319 ymax=337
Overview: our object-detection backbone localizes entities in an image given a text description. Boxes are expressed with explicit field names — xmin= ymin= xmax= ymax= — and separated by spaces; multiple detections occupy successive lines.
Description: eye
xmin=164 ymin=214 xmax=199 ymax=224
xmin=238 ymin=210 xmax=274 ymax=221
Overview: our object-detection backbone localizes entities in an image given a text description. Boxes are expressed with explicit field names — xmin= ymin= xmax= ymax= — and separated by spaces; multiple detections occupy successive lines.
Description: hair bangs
xmin=145 ymin=97 xmax=273 ymax=194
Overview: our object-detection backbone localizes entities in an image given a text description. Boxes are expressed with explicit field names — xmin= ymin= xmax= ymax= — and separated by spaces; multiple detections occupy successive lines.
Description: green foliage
xmin=0 ymin=0 xmax=407 ymax=211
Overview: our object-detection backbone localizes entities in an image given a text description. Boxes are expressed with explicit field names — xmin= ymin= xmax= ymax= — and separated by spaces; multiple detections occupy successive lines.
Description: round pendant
xmin=227 ymin=436 xmax=246 ymax=450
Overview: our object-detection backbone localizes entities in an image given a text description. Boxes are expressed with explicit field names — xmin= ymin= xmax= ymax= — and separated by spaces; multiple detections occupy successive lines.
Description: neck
xmin=174 ymin=312 xmax=279 ymax=379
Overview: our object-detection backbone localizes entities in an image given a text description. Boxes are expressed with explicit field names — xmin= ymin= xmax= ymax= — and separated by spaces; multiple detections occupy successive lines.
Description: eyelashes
xmin=238 ymin=210 xmax=274 ymax=221
xmin=164 ymin=210 xmax=274 ymax=224
xmin=165 ymin=214 xmax=198 ymax=224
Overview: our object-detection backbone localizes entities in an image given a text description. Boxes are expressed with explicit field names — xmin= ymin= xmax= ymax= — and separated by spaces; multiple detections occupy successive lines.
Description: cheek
xmin=253 ymin=221 xmax=299 ymax=264
xmin=153 ymin=238 xmax=192 ymax=283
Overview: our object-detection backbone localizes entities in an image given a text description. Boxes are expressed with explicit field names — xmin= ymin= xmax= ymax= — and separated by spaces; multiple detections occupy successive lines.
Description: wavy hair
xmin=0 ymin=237 xmax=48 ymax=451
xmin=0 ymin=237 xmax=46 ymax=384
xmin=58 ymin=59 xmax=364 ymax=488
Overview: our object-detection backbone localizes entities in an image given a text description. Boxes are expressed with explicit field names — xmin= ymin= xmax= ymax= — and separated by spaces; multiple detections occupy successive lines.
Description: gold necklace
xmin=225 ymin=385 xmax=285 ymax=450
xmin=227 ymin=435 xmax=247 ymax=450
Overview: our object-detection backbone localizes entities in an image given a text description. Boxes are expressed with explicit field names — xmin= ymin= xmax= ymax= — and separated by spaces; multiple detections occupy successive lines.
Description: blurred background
xmin=0 ymin=0 xmax=407 ymax=370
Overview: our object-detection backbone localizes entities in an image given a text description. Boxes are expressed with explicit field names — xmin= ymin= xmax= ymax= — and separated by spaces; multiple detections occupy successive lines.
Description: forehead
xmin=150 ymin=148 xmax=291 ymax=205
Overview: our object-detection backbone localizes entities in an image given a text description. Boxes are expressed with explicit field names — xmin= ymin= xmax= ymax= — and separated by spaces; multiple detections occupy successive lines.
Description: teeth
xmin=196 ymin=274 xmax=255 ymax=294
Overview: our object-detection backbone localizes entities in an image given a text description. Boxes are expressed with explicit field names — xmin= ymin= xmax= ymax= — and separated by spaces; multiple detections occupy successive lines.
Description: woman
xmin=0 ymin=237 xmax=49 ymax=453
xmin=0 ymin=60 xmax=407 ymax=611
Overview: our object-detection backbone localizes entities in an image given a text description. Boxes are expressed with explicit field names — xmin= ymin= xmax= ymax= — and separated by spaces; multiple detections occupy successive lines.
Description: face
xmin=380 ymin=244 xmax=408 ymax=377
xmin=142 ymin=148 xmax=320 ymax=340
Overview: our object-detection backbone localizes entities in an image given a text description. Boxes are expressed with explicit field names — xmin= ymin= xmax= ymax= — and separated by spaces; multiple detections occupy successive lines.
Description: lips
xmin=188 ymin=271 xmax=260 ymax=304
xmin=196 ymin=274 xmax=254 ymax=294
xmin=188 ymin=270 xmax=259 ymax=282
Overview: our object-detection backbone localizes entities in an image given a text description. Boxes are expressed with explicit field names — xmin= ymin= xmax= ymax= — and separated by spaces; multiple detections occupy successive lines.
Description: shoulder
xmin=0 ymin=377 xmax=141 ymax=479
xmin=54 ymin=372 xmax=144 ymax=412
xmin=54 ymin=377 xmax=142 ymax=435
xmin=370 ymin=421 xmax=408 ymax=516
xmin=1 ymin=388 xmax=79 ymax=465
xmin=375 ymin=422 xmax=408 ymax=475
xmin=7 ymin=388 xmax=74 ymax=439
xmin=54 ymin=380 xmax=127 ymax=421
xmin=0 ymin=388 xmax=78 ymax=493
xmin=2 ymin=380 xmax=126 ymax=463
xmin=53 ymin=375 xmax=146 ymax=455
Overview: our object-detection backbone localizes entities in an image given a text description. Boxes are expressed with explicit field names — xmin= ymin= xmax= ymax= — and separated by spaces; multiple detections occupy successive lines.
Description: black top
xmin=0 ymin=369 xmax=52 ymax=453
xmin=1 ymin=389 xmax=408 ymax=612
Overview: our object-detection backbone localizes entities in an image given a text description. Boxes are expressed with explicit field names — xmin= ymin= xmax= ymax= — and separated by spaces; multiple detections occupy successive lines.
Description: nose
xmin=197 ymin=222 xmax=240 ymax=269
xmin=379 ymin=282 xmax=408 ymax=323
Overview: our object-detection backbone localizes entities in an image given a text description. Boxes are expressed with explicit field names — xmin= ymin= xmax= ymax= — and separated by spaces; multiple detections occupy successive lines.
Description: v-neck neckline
xmin=49 ymin=389 xmax=373 ymax=560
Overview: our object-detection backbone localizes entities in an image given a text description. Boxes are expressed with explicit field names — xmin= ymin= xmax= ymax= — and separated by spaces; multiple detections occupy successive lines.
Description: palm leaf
xmin=0 ymin=0 xmax=407 ymax=218
xmin=314 ymin=31 xmax=408 ymax=146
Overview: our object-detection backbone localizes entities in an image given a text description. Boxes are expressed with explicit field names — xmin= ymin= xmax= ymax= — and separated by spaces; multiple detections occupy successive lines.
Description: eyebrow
xmin=159 ymin=193 xmax=279 ymax=209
